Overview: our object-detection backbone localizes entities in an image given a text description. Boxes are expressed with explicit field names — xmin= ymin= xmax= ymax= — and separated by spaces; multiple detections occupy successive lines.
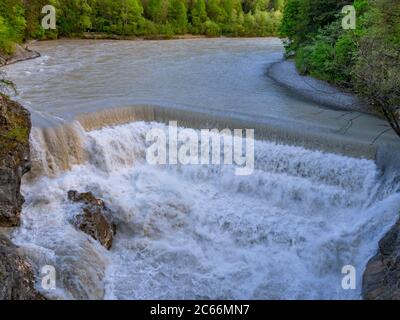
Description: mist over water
xmin=4 ymin=38 xmax=400 ymax=299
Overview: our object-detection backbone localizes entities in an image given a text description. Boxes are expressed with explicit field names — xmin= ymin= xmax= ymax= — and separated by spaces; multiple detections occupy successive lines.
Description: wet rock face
xmin=0 ymin=235 xmax=45 ymax=300
xmin=68 ymin=191 xmax=116 ymax=250
xmin=0 ymin=94 xmax=31 ymax=227
xmin=0 ymin=96 xmax=43 ymax=300
xmin=363 ymin=219 xmax=400 ymax=300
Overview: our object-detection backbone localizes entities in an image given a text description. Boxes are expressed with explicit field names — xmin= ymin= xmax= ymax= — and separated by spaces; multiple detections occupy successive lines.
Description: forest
xmin=0 ymin=0 xmax=283 ymax=53
xmin=280 ymin=0 xmax=400 ymax=138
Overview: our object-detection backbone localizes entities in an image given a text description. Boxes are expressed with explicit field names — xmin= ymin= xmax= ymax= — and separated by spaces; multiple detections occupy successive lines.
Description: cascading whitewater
xmin=5 ymin=38 xmax=400 ymax=300
xmin=13 ymin=119 xmax=400 ymax=300
xmin=27 ymin=105 xmax=380 ymax=180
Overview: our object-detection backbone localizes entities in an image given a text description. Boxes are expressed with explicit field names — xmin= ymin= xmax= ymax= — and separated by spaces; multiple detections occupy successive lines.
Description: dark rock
xmin=0 ymin=94 xmax=41 ymax=299
xmin=68 ymin=191 xmax=116 ymax=250
xmin=68 ymin=190 xmax=107 ymax=209
xmin=0 ymin=94 xmax=31 ymax=227
xmin=0 ymin=234 xmax=45 ymax=300
xmin=362 ymin=219 xmax=400 ymax=300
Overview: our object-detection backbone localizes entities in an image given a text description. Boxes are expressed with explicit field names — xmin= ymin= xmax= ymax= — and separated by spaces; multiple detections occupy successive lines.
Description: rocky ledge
xmin=68 ymin=190 xmax=116 ymax=250
xmin=363 ymin=219 xmax=400 ymax=300
xmin=0 ymin=235 xmax=45 ymax=300
xmin=0 ymin=94 xmax=44 ymax=300
xmin=0 ymin=44 xmax=40 ymax=67
xmin=0 ymin=94 xmax=31 ymax=227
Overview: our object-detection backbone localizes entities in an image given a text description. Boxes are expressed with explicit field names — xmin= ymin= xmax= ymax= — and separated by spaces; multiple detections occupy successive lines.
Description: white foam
xmin=13 ymin=121 xmax=400 ymax=299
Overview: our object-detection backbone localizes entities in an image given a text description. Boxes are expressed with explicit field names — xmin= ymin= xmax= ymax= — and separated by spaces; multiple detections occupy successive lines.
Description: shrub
xmin=205 ymin=20 xmax=221 ymax=37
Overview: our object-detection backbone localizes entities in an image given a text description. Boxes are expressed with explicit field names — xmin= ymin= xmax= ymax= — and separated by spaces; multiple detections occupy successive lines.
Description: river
xmin=4 ymin=38 xmax=400 ymax=299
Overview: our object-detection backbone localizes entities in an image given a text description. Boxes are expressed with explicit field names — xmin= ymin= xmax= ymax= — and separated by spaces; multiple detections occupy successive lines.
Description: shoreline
xmin=80 ymin=32 xmax=208 ymax=41
xmin=0 ymin=44 xmax=40 ymax=68
xmin=266 ymin=59 xmax=376 ymax=116
xmin=66 ymin=32 xmax=278 ymax=41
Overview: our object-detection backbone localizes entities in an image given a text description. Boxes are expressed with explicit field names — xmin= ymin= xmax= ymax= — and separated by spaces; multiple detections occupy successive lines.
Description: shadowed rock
xmin=363 ymin=219 xmax=400 ymax=300
xmin=68 ymin=191 xmax=116 ymax=250
xmin=0 ymin=94 xmax=31 ymax=227
xmin=0 ymin=235 xmax=45 ymax=300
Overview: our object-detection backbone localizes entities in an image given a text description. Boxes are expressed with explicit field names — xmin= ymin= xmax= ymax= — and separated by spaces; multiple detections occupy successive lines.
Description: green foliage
xmin=280 ymin=0 xmax=349 ymax=50
xmin=273 ymin=0 xmax=285 ymax=11
xmin=0 ymin=0 xmax=281 ymax=47
xmin=282 ymin=0 xmax=399 ymax=88
xmin=52 ymin=0 xmax=93 ymax=35
xmin=279 ymin=0 xmax=306 ymax=51
xmin=190 ymin=0 xmax=208 ymax=34
xmin=283 ymin=0 xmax=400 ymax=137
xmin=281 ymin=0 xmax=359 ymax=85
xmin=353 ymin=0 xmax=400 ymax=126
xmin=5 ymin=125 xmax=29 ymax=143
xmin=146 ymin=0 xmax=168 ymax=24
xmin=0 ymin=0 xmax=26 ymax=54
xmin=205 ymin=20 xmax=221 ymax=37
xmin=168 ymin=0 xmax=188 ymax=34
xmin=295 ymin=42 xmax=334 ymax=80
xmin=294 ymin=18 xmax=358 ymax=86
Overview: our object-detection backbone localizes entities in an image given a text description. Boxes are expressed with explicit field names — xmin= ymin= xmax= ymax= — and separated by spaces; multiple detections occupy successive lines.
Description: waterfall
xmin=13 ymin=114 xmax=400 ymax=299
xmin=28 ymin=105 xmax=379 ymax=180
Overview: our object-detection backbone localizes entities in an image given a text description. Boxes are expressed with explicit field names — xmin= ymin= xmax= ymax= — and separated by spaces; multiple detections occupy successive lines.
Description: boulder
xmin=68 ymin=191 xmax=116 ymax=250
xmin=0 ymin=234 xmax=45 ymax=300
xmin=362 ymin=219 xmax=400 ymax=300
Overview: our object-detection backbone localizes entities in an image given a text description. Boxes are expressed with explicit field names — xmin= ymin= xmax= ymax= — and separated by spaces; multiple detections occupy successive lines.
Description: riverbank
xmin=267 ymin=59 xmax=375 ymax=115
xmin=80 ymin=32 xmax=209 ymax=41
xmin=0 ymin=44 xmax=40 ymax=67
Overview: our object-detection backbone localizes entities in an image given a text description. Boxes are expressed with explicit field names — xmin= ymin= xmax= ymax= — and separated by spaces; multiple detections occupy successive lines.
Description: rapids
xmin=3 ymin=38 xmax=400 ymax=299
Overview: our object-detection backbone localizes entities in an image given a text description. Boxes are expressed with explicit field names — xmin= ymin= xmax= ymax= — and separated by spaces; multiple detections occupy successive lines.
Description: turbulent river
xmin=4 ymin=38 xmax=400 ymax=299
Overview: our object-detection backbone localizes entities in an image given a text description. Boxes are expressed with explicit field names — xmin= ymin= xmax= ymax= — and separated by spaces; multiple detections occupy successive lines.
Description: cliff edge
xmin=363 ymin=219 xmax=400 ymax=300
xmin=0 ymin=94 xmax=44 ymax=300
xmin=0 ymin=94 xmax=31 ymax=227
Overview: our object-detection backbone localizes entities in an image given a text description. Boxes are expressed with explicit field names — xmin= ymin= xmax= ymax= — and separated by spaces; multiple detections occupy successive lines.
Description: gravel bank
xmin=267 ymin=59 xmax=374 ymax=114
